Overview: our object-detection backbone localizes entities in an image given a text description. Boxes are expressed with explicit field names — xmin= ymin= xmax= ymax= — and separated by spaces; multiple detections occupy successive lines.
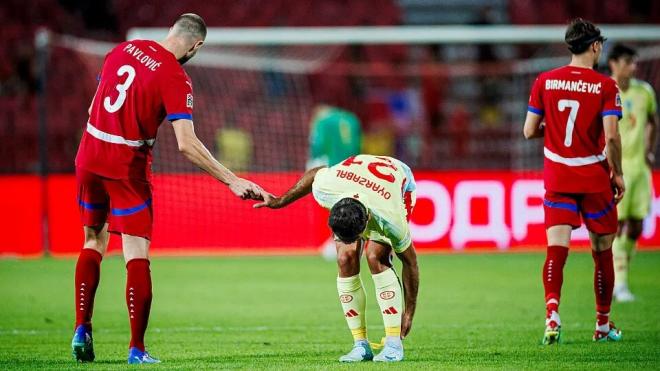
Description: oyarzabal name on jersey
xmin=545 ymin=79 xmax=601 ymax=94
xmin=335 ymin=170 xmax=392 ymax=200
xmin=122 ymin=43 xmax=162 ymax=72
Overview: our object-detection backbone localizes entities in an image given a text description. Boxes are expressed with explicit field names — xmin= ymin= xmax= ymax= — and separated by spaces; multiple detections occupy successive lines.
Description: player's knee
xmin=366 ymin=249 xmax=389 ymax=270
xmin=83 ymin=228 xmax=108 ymax=254
xmin=336 ymin=249 xmax=358 ymax=268
xmin=123 ymin=248 xmax=149 ymax=262
xmin=83 ymin=239 xmax=105 ymax=254
xmin=122 ymin=234 xmax=150 ymax=262
xmin=592 ymin=233 xmax=615 ymax=252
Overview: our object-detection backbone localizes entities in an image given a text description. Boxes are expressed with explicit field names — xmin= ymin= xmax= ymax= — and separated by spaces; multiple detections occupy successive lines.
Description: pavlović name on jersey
xmin=335 ymin=170 xmax=392 ymax=200
xmin=545 ymin=79 xmax=601 ymax=94
xmin=122 ymin=43 xmax=162 ymax=72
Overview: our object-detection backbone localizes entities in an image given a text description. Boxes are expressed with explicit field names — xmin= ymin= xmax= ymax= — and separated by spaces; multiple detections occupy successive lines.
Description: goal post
xmin=127 ymin=25 xmax=660 ymax=45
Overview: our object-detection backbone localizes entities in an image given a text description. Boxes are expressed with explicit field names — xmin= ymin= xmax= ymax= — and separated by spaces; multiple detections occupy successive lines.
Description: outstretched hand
xmin=229 ymin=178 xmax=273 ymax=201
xmin=253 ymin=193 xmax=285 ymax=209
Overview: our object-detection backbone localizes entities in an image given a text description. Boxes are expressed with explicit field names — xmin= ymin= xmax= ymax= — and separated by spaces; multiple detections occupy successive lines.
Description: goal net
xmin=41 ymin=26 xmax=660 ymax=251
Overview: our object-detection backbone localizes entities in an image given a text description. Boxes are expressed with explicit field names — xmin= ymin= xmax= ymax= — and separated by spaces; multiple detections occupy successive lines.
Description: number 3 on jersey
xmin=558 ymin=99 xmax=580 ymax=147
xmin=104 ymin=65 xmax=136 ymax=113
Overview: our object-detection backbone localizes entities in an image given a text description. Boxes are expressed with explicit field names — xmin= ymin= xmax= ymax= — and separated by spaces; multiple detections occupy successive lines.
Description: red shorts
xmin=543 ymin=188 xmax=617 ymax=235
xmin=76 ymin=167 xmax=153 ymax=239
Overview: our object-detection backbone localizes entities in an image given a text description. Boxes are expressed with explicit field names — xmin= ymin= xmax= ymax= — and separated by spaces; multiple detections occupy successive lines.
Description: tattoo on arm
xmin=275 ymin=166 xmax=325 ymax=208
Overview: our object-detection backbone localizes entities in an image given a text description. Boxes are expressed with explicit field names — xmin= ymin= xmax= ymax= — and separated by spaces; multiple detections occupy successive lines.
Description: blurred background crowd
xmin=2 ymin=0 xmax=660 ymax=174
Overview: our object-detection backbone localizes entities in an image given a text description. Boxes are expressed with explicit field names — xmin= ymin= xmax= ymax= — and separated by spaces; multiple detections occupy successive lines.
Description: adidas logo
xmin=345 ymin=309 xmax=359 ymax=318
xmin=383 ymin=306 xmax=398 ymax=315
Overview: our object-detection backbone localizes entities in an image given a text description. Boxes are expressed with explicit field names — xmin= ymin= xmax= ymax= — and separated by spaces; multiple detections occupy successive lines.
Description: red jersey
xmin=528 ymin=65 xmax=622 ymax=193
xmin=75 ymin=40 xmax=194 ymax=180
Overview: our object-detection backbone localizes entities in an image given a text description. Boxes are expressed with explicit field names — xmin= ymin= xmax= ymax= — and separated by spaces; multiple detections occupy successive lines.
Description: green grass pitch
xmin=1 ymin=251 xmax=659 ymax=370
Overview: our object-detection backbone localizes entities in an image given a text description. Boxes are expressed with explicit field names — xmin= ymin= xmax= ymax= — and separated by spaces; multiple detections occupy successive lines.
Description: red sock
xmin=543 ymin=245 xmax=569 ymax=317
xmin=126 ymin=259 xmax=152 ymax=352
xmin=592 ymin=248 xmax=614 ymax=326
xmin=75 ymin=248 xmax=103 ymax=329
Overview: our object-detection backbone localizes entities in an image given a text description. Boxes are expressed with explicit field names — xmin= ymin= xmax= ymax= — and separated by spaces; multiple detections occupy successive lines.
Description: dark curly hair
xmin=329 ymin=198 xmax=369 ymax=244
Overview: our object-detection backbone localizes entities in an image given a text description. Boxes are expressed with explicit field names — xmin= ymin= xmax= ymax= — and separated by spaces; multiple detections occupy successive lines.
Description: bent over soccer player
xmin=72 ymin=14 xmax=267 ymax=364
xmin=523 ymin=18 xmax=625 ymax=344
xmin=255 ymin=154 xmax=419 ymax=362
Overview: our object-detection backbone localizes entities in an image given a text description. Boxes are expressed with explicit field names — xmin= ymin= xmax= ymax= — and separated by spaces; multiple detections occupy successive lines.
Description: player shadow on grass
xmin=171 ymin=351 xmax=333 ymax=364
xmin=88 ymin=359 xmax=133 ymax=364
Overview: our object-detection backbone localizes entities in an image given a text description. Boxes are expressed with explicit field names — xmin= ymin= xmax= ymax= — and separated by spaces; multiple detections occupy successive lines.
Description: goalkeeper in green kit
xmin=307 ymin=104 xmax=362 ymax=169
xmin=608 ymin=44 xmax=659 ymax=302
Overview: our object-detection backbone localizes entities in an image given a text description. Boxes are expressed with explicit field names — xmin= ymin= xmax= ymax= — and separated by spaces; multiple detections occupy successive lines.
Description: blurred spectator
xmin=215 ymin=126 xmax=253 ymax=172
xmin=307 ymin=104 xmax=362 ymax=169
xmin=449 ymin=104 xmax=470 ymax=159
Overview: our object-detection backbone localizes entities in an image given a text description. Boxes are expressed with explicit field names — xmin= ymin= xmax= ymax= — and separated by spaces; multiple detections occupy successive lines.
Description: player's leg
xmin=612 ymin=173 xmax=632 ymax=300
xmin=542 ymin=225 xmax=572 ymax=344
xmin=366 ymin=238 xmax=404 ymax=362
xmin=336 ymin=239 xmax=372 ymax=362
xmin=76 ymin=224 xmax=110 ymax=328
xmin=72 ymin=167 xmax=110 ymax=362
xmin=613 ymin=219 xmax=642 ymax=301
xmin=122 ymin=234 xmax=159 ymax=363
xmin=613 ymin=171 xmax=649 ymax=301
xmin=541 ymin=191 xmax=580 ymax=344
xmin=582 ymin=189 xmax=621 ymax=342
xmin=105 ymin=177 xmax=160 ymax=364
xmin=588 ymin=232 xmax=622 ymax=342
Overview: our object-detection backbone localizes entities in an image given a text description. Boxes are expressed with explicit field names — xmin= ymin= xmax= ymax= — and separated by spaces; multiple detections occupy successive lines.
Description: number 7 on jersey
xmin=558 ymin=99 xmax=580 ymax=147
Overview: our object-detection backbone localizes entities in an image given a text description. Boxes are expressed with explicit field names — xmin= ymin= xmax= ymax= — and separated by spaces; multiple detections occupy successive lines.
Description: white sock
xmin=385 ymin=335 xmax=402 ymax=346
xmin=546 ymin=311 xmax=561 ymax=327
xmin=596 ymin=321 xmax=610 ymax=333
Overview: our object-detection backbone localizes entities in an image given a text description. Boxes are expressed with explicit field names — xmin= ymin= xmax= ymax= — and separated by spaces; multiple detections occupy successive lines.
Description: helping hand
xmin=253 ymin=193 xmax=285 ymax=209
xmin=229 ymin=178 xmax=272 ymax=201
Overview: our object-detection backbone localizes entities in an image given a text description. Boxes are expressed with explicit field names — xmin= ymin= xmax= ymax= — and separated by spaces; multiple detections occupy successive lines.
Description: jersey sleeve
xmin=601 ymin=79 xmax=622 ymax=119
xmin=161 ymin=68 xmax=194 ymax=122
xmin=311 ymin=168 xmax=340 ymax=209
xmin=527 ymin=75 xmax=544 ymax=116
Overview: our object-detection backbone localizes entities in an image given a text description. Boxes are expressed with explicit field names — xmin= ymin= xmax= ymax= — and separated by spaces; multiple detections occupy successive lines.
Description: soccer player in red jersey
xmin=71 ymin=14 xmax=268 ymax=364
xmin=523 ymin=18 xmax=625 ymax=344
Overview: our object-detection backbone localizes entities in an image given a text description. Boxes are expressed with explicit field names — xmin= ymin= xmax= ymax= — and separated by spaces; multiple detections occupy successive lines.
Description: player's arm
xmin=524 ymin=76 xmax=545 ymax=139
xmin=172 ymin=119 xmax=266 ymax=200
xmin=253 ymin=166 xmax=325 ymax=209
xmin=523 ymin=112 xmax=544 ymax=139
xmin=645 ymin=110 xmax=659 ymax=167
xmin=603 ymin=115 xmax=625 ymax=202
xmin=396 ymin=244 xmax=419 ymax=339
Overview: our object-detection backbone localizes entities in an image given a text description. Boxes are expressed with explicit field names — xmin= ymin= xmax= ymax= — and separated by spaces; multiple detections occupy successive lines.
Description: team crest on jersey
xmin=186 ymin=93 xmax=193 ymax=109
xmin=380 ymin=291 xmax=395 ymax=300
xmin=615 ymin=93 xmax=621 ymax=107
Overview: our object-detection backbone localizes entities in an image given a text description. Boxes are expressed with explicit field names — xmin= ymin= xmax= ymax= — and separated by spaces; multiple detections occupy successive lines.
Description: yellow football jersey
xmin=619 ymin=78 xmax=657 ymax=174
xmin=311 ymin=154 xmax=416 ymax=252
